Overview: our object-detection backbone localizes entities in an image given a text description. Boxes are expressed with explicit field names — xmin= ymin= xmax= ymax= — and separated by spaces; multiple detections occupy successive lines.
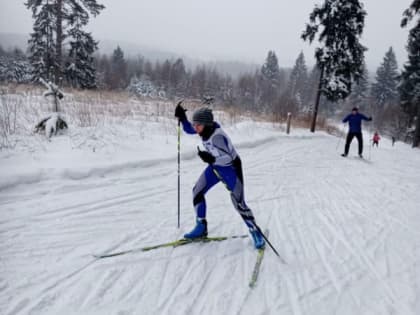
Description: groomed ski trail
xmin=1 ymin=132 xmax=420 ymax=315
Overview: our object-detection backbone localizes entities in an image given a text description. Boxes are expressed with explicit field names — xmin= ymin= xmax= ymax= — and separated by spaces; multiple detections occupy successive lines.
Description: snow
xmin=1 ymin=102 xmax=420 ymax=315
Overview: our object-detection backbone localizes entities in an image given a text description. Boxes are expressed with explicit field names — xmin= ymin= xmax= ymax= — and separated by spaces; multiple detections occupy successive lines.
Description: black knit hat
xmin=192 ymin=107 xmax=214 ymax=126
xmin=352 ymin=107 xmax=359 ymax=111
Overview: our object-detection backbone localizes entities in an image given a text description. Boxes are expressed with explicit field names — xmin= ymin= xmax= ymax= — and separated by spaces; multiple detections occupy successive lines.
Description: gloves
xmin=197 ymin=148 xmax=215 ymax=164
xmin=369 ymin=116 xmax=373 ymax=121
xmin=174 ymin=101 xmax=187 ymax=121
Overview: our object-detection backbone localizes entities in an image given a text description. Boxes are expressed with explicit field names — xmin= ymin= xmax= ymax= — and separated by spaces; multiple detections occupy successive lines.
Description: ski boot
xmin=341 ymin=153 xmax=347 ymax=157
xmin=249 ymin=227 xmax=265 ymax=249
xmin=184 ymin=218 xmax=208 ymax=239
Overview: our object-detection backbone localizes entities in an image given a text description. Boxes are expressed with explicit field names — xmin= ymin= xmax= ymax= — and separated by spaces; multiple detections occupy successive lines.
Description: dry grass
xmin=0 ymin=83 xmax=342 ymax=149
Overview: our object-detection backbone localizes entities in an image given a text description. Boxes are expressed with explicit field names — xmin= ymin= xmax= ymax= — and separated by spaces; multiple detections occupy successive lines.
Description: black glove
xmin=174 ymin=101 xmax=187 ymax=121
xmin=369 ymin=116 xmax=373 ymax=121
xmin=197 ymin=148 xmax=215 ymax=164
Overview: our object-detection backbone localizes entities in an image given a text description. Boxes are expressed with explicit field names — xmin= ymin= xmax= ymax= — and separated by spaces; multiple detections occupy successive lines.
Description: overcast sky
xmin=0 ymin=0 xmax=413 ymax=70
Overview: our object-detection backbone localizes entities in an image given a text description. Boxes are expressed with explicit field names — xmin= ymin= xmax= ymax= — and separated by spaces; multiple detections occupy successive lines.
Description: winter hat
xmin=352 ymin=107 xmax=359 ymax=111
xmin=192 ymin=107 xmax=214 ymax=126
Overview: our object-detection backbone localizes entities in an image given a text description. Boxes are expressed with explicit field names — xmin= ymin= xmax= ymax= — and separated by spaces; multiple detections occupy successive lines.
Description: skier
xmin=341 ymin=107 xmax=372 ymax=158
xmin=174 ymin=104 xmax=265 ymax=249
xmin=372 ymin=131 xmax=380 ymax=147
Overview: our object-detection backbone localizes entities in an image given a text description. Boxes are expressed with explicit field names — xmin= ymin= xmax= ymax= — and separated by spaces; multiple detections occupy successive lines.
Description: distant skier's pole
xmin=177 ymin=119 xmax=181 ymax=228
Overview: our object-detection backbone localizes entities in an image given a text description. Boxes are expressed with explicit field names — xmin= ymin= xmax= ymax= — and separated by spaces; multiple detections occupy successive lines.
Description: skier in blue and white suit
xmin=175 ymin=104 xmax=265 ymax=249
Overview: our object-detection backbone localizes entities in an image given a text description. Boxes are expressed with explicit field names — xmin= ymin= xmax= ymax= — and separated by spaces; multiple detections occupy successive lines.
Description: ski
xmin=249 ymin=229 xmax=269 ymax=288
xmin=94 ymin=234 xmax=248 ymax=259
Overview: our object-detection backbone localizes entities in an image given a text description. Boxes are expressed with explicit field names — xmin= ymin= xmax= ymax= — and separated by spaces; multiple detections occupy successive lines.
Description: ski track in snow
xmin=1 ymin=130 xmax=420 ymax=315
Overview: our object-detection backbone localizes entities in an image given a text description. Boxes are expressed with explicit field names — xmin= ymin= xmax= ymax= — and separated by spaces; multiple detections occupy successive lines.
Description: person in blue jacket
xmin=341 ymin=107 xmax=372 ymax=158
xmin=174 ymin=104 xmax=265 ymax=249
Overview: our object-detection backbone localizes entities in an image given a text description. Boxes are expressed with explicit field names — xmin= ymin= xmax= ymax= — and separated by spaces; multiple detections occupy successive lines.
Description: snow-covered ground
xmin=1 ymin=104 xmax=420 ymax=315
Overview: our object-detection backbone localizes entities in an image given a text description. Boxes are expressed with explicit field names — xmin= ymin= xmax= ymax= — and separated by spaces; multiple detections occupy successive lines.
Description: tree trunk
xmin=55 ymin=0 xmax=63 ymax=83
xmin=310 ymin=65 xmax=324 ymax=133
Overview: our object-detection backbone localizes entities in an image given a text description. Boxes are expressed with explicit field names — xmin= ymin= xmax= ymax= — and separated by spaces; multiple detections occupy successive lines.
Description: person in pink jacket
xmin=372 ymin=131 xmax=380 ymax=147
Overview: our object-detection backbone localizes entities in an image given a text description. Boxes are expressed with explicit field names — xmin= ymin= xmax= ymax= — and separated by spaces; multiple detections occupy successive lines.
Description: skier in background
xmin=372 ymin=131 xmax=380 ymax=147
xmin=341 ymin=107 xmax=372 ymax=158
xmin=174 ymin=104 xmax=265 ymax=249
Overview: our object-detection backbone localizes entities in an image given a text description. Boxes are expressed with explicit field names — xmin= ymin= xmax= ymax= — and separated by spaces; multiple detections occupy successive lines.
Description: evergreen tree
xmin=302 ymin=0 xmax=367 ymax=131
xmin=26 ymin=1 xmax=56 ymax=82
xmin=109 ymin=46 xmax=127 ymax=89
xmin=348 ymin=61 xmax=369 ymax=109
xmin=371 ymin=47 xmax=399 ymax=109
xmin=287 ymin=51 xmax=308 ymax=111
xmin=400 ymin=0 xmax=420 ymax=147
xmin=26 ymin=0 xmax=104 ymax=85
xmin=170 ymin=58 xmax=187 ymax=96
xmin=66 ymin=6 xmax=98 ymax=88
xmin=260 ymin=50 xmax=281 ymax=109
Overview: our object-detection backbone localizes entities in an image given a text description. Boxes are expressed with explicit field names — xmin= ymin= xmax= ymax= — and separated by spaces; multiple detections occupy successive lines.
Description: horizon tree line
xmin=0 ymin=0 xmax=418 ymax=146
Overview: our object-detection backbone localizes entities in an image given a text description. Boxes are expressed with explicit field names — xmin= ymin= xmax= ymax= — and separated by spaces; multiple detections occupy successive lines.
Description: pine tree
xmin=348 ymin=61 xmax=369 ymax=109
xmin=287 ymin=51 xmax=308 ymax=111
xmin=371 ymin=47 xmax=399 ymax=109
xmin=109 ymin=46 xmax=127 ymax=89
xmin=26 ymin=1 xmax=56 ymax=82
xmin=260 ymin=50 xmax=281 ymax=109
xmin=302 ymin=0 xmax=367 ymax=132
xmin=26 ymin=0 xmax=104 ymax=85
xmin=400 ymin=0 xmax=420 ymax=147
xmin=170 ymin=58 xmax=187 ymax=96
xmin=66 ymin=8 xmax=97 ymax=88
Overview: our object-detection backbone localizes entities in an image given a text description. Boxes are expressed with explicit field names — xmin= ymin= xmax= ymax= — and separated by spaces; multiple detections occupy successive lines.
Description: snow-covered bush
xmin=0 ymin=56 xmax=32 ymax=84
xmin=127 ymin=75 xmax=165 ymax=98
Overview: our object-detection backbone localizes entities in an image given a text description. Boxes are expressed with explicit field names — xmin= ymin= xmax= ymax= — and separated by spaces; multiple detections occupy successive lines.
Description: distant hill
xmin=0 ymin=32 xmax=259 ymax=78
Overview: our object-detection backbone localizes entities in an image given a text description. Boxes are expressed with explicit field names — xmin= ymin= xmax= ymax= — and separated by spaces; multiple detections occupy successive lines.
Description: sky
xmin=0 ymin=0 xmax=413 ymax=70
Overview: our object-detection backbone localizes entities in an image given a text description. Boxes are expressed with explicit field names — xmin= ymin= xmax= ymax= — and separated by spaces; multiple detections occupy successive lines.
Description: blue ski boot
xmin=249 ymin=227 xmax=265 ymax=249
xmin=184 ymin=218 xmax=208 ymax=239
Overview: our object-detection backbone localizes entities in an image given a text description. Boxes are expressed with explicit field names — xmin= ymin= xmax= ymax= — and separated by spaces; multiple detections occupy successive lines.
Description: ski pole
xmin=176 ymin=100 xmax=184 ymax=229
xmin=177 ymin=118 xmax=181 ymax=228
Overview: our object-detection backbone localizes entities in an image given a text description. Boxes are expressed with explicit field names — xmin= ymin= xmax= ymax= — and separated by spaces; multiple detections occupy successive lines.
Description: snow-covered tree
xmin=26 ymin=0 xmax=104 ymax=85
xmin=399 ymin=0 xmax=420 ymax=147
xmin=26 ymin=1 xmax=56 ymax=82
xmin=260 ymin=50 xmax=281 ymax=109
xmin=170 ymin=58 xmax=187 ymax=96
xmin=108 ymin=46 xmax=128 ymax=89
xmin=0 ymin=49 xmax=32 ymax=83
xmin=302 ymin=0 xmax=367 ymax=131
xmin=348 ymin=61 xmax=369 ymax=109
xmin=287 ymin=51 xmax=308 ymax=111
xmin=371 ymin=47 xmax=399 ymax=109
xmin=66 ymin=5 xmax=98 ymax=88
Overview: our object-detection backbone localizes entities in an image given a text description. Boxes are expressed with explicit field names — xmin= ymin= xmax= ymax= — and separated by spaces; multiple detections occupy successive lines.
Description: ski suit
xmin=181 ymin=120 xmax=256 ymax=227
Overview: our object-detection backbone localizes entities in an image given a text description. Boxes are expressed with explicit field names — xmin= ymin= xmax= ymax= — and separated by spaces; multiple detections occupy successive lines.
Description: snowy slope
xmin=1 ymin=115 xmax=420 ymax=315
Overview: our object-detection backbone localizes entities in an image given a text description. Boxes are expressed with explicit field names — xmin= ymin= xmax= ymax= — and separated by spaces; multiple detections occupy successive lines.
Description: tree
xmin=348 ymin=61 xmax=369 ymax=109
xmin=287 ymin=51 xmax=308 ymax=112
xmin=109 ymin=46 xmax=128 ymax=89
xmin=260 ymin=50 xmax=281 ymax=110
xmin=26 ymin=0 xmax=104 ymax=84
xmin=371 ymin=47 xmax=399 ymax=109
xmin=170 ymin=58 xmax=187 ymax=96
xmin=400 ymin=0 xmax=420 ymax=147
xmin=66 ymin=6 xmax=98 ymax=88
xmin=302 ymin=0 xmax=367 ymax=132
xmin=26 ymin=1 xmax=56 ymax=82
